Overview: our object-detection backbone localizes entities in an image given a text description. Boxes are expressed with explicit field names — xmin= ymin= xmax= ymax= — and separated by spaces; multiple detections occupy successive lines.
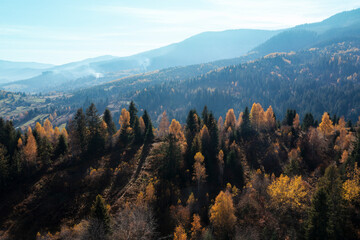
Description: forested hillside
xmin=0 ymin=101 xmax=360 ymax=240
xmin=64 ymin=40 xmax=360 ymax=124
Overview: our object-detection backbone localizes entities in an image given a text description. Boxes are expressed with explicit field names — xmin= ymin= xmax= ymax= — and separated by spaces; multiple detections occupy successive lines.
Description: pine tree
xmin=239 ymin=107 xmax=253 ymax=139
xmin=283 ymin=109 xmax=296 ymax=126
xmin=0 ymin=144 xmax=9 ymax=189
xmin=302 ymin=113 xmax=314 ymax=130
xmin=103 ymin=109 xmax=116 ymax=135
xmin=72 ymin=108 xmax=87 ymax=153
xmin=55 ymin=134 xmax=68 ymax=157
xmin=128 ymin=101 xmax=138 ymax=128
xmin=306 ymin=188 xmax=329 ymax=240
xmin=144 ymin=119 xmax=154 ymax=144
xmin=90 ymin=194 xmax=111 ymax=234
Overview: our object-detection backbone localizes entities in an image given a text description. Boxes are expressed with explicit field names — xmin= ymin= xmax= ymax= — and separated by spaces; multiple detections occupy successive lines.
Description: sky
xmin=1 ymin=0 xmax=360 ymax=65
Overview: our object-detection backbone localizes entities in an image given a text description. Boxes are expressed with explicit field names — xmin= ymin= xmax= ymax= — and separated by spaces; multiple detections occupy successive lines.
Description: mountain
xmin=1 ymin=30 xmax=279 ymax=93
xmin=0 ymin=60 xmax=53 ymax=84
xmin=252 ymin=8 xmax=360 ymax=56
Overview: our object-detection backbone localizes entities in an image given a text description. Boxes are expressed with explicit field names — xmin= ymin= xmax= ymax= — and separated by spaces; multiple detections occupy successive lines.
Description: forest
xmin=1 ymin=101 xmax=360 ymax=240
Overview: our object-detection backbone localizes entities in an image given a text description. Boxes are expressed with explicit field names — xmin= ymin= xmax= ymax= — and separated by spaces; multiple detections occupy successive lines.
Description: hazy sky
xmin=1 ymin=0 xmax=359 ymax=65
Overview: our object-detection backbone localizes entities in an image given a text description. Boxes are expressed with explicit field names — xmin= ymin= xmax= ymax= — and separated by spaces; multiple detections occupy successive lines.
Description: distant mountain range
xmin=1 ymin=8 xmax=360 ymax=94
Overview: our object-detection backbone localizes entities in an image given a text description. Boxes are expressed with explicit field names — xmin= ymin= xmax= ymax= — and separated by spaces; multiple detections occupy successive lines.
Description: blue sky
xmin=1 ymin=0 xmax=359 ymax=65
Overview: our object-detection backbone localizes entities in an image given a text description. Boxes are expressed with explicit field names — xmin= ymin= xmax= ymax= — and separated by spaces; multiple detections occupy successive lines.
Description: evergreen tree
xmin=302 ymin=113 xmax=314 ymax=130
xmin=239 ymin=107 xmax=254 ymax=139
xmin=0 ymin=144 xmax=9 ymax=190
xmin=144 ymin=119 xmax=154 ymax=144
xmin=142 ymin=110 xmax=151 ymax=132
xmin=306 ymin=188 xmax=329 ymax=240
xmin=55 ymin=134 xmax=68 ymax=157
xmin=103 ymin=109 xmax=116 ymax=135
xmin=128 ymin=101 xmax=138 ymax=128
xmin=90 ymin=194 xmax=111 ymax=234
xmin=283 ymin=109 xmax=296 ymax=126
xmin=73 ymin=108 xmax=87 ymax=153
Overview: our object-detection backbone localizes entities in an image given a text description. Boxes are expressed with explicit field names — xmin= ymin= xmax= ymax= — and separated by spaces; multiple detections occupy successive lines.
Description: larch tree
xmin=193 ymin=152 xmax=207 ymax=193
xmin=318 ymin=112 xmax=334 ymax=136
xmin=190 ymin=214 xmax=203 ymax=240
xmin=173 ymin=225 xmax=187 ymax=240
xmin=43 ymin=119 xmax=54 ymax=140
xmin=217 ymin=150 xmax=224 ymax=184
xmin=224 ymin=109 xmax=236 ymax=130
xmin=158 ymin=111 xmax=170 ymax=138
xmin=23 ymin=127 xmax=37 ymax=164
xmin=264 ymin=105 xmax=276 ymax=130
xmin=250 ymin=103 xmax=265 ymax=131
xmin=293 ymin=113 xmax=300 ymax=129
xmin=169 ymin=119 xmax=185 ymax=142
xmin=139 ymin=117 xmax=146 ymax=136
xmin=209 ymin=190 xmax=236 ymax=239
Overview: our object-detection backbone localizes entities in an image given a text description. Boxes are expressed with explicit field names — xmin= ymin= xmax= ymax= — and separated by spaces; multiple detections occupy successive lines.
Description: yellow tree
xmin=53 ymin=127 xmax=61 ymax=143
xmin=193 ymin=152 xmax=207 ymax=193
xmin=174 ymin=225 xmax=187 ymax=240
xmin=209 ymin=190 xmax=236 ymax=239
xmin=169 ymin=119 xmax=185 ymax=142
xmin=190 ymin=214 xmax=203 ymax=240
xmin=335 ymin=116 xmax=346 ymax=131
xmin=35 ymin=122 xmax=45 ymax=138
xmin=318 ymin=112 xmax=334 ymax=136
xmin=61 ymin=128 xmax=69 ymax=141
xmin=250 ymin=103 xmax=265 ymax=131
xmin=139 ymin=117 xmax=146 ymax=135
xmin=119 ymin=108 xmax=131 ymax=130
xmin=217 ymin=150 xmax=224 ymax=184
xmin=236 ymin=112 xmax=243 ymax=128
xmin=267 ymin=174 xmax=309 ymax=210
xmin=342 ymin=163 xmax=360 ymax=202
xmin=224 ymin=109 xmax=236 ymax=130
xmin=158 ymin=111 xmax=170 ymax=138
xmin=43 ymin=119 xmax=54 ymax=140
xmin=23 ymin=127 xmax=37 ymax=164
xmin=293 ymin=113 xmax=300 ymax=129
xmin=264 ymin=105 xmax=276 ymax=130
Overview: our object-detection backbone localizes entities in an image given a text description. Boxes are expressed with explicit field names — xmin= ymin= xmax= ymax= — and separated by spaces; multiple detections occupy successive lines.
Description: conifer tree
xmin=144 ymin=119 xmax=154 ymax=144
xmin=159 ymin=111 xmax=170 ymax=138
xmin=55 ymin=134 xmax=68 ymax=157
xmin=23 ymin=128 xmax=37 ymax=164
xmin=0 ymin=144 xmax=9 ymax=189
xmin=318 ymin=112 xmax=334 ymax=136
xmin=193 ymin=152 xmax=207 ymax=193
xmin=302 ymin=113 xmax=315 ymax=130
xmin=103 ymin=109 xmax=116 ymax=135
xmin=90 ymin=194 xmax=111 ymax=234
xmin=239 ymin=107 xmax=253 ymax=139
xmin=209 ymin=190 xmax=236 ymax=239
xmin=128 ymin=101 xmax=138 ymax=128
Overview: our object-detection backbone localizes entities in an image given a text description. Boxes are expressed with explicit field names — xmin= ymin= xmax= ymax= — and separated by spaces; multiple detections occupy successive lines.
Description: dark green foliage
xmin=103 ymin=109 xmax=116 ymax=135
xmin=0 ymin=144 xmax=9 ymax=189
xmin=128 ymin=101 xmax=138 ymax=128
xmin=239 ymin=107 xmax=254 ymax=140
xmin=350 ymin=130 xmax=360 ymax=164
xmin=283 ymin=109 xmax=296 ymax=126
xmin=302 ymin=113 xmax=315 ymax=130
xmin=142 ymin=110 xmax=150 ymax=131
xmin=55 ymin=134 xmax=68 ymax=157
xmin=37 ymin=137 xmax=53 ymax=166
xmin=133 ymin=117 xmax=143 ymax=144
xmin=90 ymin=194 xmax=111 ymax=234
xmin=72 ymin=108 xmax=87 ymax=153
xmin=144 ymin=119 xmax=154 ymax=144
xmin=86 ymin=104 xmax=105 ymax=154
xmin=306 ymin=188 xmax=329 ymax=240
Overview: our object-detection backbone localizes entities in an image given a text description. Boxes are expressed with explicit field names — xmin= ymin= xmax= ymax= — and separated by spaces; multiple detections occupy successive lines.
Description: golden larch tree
xmin=35 ymin=122 xmax=45 ymax=138
xmin=23 ymin=127 xmax=37 ymax=164
xmin=119 ymin=108 xmax=131 ymax=130
xmin=293 ymin=113 xmax=300 ymax=129
xmin=43 ymin=119 xmax=54 ymax=140
xmin=318 ymin=112 xmax=334 ymax=136
xmin=209 ymin=190 xmax=236 ymax=239
xmin=190 ymin=214 xmax=203 ymax=240
xmin=173 ymin=225 xmax=187 ymax=240
xmin=158 ymin=111 xmax=170 ymax=138
xmin=264 ymin=105 xmax=276 ymax=130
xmin=139 ymin=116 xmax=146 ymax=135
xmin=236 ymin=112 xmax=243 ymax=128
xmin=169 ymin=119 xmax=185 ymax=142
xmin=193 ymin=152 xmax=207 ymax=192
xmin=250 ymin=103 xmax=265 ymax=131
xmin=224 ymin=109 xmax=236 ymax=130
